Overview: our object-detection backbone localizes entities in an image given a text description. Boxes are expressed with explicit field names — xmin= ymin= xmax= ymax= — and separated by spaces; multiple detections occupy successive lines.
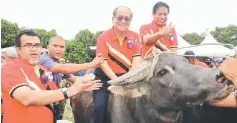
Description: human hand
xmin=219 ymin=57 xmax=237 ymax=86
xmin=158 ymin=23 xmax=174 ymax=36
xmin=91 ymin=53 xmax=104 ymax=67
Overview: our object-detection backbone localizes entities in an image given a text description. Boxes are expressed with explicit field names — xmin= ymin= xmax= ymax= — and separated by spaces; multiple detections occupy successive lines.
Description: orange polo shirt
xmin=96 ymin=27 xmax=141 ymax=74
xmin=1 ymin=58 xmax=54 ymax=123
xmin=140 ymin=21 xmax=178 ymax=58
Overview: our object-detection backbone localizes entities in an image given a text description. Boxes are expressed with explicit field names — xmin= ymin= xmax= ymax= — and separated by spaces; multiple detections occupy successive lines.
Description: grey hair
xmin=1 ymin=47 xmax=18 ymax=58
xmin=113 ymin=6 xmax=133 ymax=19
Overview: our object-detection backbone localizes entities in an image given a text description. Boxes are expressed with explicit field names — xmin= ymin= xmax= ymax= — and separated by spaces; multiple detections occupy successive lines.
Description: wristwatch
xmin=60 ymin=88 xmax=69 ymax=99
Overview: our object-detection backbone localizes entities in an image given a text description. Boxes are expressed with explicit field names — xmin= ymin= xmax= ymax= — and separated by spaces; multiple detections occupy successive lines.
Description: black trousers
xmin=90 ymin=68 xmax=124 ymax=123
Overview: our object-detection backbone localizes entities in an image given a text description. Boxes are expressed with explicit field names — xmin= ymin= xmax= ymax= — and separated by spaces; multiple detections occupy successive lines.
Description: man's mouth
xmin=30 ymin=53 xmax=38 ymax=58
xmin=56 ymin=53 xmax=61 ymax=56
xmin=118 ymin=23 xmax=128 ymax=27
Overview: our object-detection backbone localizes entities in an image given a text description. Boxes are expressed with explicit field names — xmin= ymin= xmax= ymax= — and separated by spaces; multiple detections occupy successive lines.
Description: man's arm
xmin=141 ymin=23 xmax=174 ymax=45
xmin=96 ymin=35 xmax=117 ymax=80
xmin=131 ymin=56 xmax=141 ymax=68
xmin=210 ymin=92 xmax=237 ymax=108
xmin=40 ymin=53 xmax=104 ymax=74
xmin=143 ymin=32 xmax=163 ymax=45
xmin=100 ymin=61 xmax=117 ymax=80
xmin=12 ymin=79 xmax=102 ymax=106
xmin=13 ymin=86 xmax=70 ymax=106
xmin=50 ymin=62 xmax=97 ymax=74
xmin=66 ymin=75 xmax=77 ymax=83
xmin=131 ymin=39 xmax=142 ymax=68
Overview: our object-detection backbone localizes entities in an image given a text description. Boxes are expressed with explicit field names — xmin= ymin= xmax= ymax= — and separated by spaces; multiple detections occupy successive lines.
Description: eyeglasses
xmin=21 ymin=43 xmax=42 ymax=49
xmin=115 ymin=16 xmax=131 ymax=23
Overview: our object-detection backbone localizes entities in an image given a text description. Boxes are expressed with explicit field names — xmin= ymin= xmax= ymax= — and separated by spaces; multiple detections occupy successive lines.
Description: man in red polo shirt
xmin=1 ymin=29 xmax=102 ymax=123
xmin=140 ymin=1 xmax=178 ymax=58
xmin=184 ymin=51 xmax=209 ymax=68
xmin=90 ymin=6 xmax=141 ymax=123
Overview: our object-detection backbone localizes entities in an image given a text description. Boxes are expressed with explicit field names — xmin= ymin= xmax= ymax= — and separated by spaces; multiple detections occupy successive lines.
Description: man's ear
xmin=16 ymin=47 xmax=20 ymax=55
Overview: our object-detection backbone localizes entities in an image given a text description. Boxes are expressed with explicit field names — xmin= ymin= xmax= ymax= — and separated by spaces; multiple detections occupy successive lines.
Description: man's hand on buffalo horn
xmin=219 ymin=57 xmax=237 ymax=87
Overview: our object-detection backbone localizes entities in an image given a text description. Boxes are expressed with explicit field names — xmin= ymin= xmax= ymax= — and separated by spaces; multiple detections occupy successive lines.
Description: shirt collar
xmin=109 ymin=27 xmax=130 ymax=41
xmin=151 ymin=20 xmax=165 ymax=31
xmin=44 ymin=51 xmax=59 ymax=63
xmin=17 ymin=57 xmax=37 ymax=72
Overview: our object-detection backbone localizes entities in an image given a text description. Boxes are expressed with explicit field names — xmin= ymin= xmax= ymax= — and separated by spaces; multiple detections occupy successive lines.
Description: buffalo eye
xmin=157 ymin=69 xmax=169 ymax=77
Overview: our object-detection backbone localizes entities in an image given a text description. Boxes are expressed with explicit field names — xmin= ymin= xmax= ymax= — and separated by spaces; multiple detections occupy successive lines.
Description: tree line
xmin=1 ymin=19 xmax=237 ymax=63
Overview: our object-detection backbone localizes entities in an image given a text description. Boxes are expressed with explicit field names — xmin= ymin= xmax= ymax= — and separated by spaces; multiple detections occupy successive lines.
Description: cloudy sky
xmin=1 ymin=0 xmax=237 ymax=40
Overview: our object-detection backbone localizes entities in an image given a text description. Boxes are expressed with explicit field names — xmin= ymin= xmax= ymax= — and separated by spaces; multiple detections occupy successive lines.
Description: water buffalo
xmin=73 ymin=51 xmax=236 ymax=123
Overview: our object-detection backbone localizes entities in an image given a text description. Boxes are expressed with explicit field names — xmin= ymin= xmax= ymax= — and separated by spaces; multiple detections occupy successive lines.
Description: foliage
xmin=1 ymin=19 xmax=20 ymax=47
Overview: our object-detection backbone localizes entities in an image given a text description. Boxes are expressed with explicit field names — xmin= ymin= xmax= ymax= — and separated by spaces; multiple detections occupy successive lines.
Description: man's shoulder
xmin=140 ymin=22 xmax=153 ymax=29
xmin=40 ymin=52 xmax=53 ymax=62
xmin=128 ymin=30 xmax=139 ymax=36
xmin=97 ymin=28 xmax=111 ymax=39
xmin=199 ymin=61 xmax=209 ymax=67
xmin=127 ymin=30 xmax=139 ymax=40
xmin=2 ymin=60 xmax=22 ymax=75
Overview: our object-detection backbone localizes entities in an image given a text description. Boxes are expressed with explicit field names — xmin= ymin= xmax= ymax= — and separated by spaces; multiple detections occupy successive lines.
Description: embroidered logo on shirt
xmin=44 ymin=71 xmax=54 ymax=82
xmin=169 ymin=33 xmax=174 ymax=41
xmin=127 ymin=40 xmax=135 ymax=49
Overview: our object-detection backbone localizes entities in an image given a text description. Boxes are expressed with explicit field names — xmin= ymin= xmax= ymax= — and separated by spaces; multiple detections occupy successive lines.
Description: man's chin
xmin=29 ymin=60 xmax=39 ymax=65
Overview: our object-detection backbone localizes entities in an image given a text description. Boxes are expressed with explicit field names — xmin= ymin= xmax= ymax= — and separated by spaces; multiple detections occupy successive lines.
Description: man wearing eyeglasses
xmin=140 ymin=1 xmax=178 ymax=58
xmin=1 ymin=29 xmax=102 ymax=123
xmin=90 ymin=6 xmax=142 ymax=123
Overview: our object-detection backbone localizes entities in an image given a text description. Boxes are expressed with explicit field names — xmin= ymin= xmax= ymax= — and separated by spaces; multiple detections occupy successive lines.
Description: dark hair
xmin=15 ymin=29 xmax=40 ymax=47
xmin=152 ymin=1 xmax=170 ymax=14
xmin=113 ymin=6 xmax=133 ymax=19
xmin=184 ymin=50 xmax=196 ymax=59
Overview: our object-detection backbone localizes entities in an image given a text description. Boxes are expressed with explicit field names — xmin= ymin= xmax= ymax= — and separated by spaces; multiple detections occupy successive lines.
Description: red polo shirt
xmin=96 ymin=27 xmax=141 ymax=74
xmin=140 ymin=21 xmax=178 ymax=57
xmin=1 ymin=58 xmax=55 ymax=123
xmin=198 ymin=61 xmax=209 ymax=68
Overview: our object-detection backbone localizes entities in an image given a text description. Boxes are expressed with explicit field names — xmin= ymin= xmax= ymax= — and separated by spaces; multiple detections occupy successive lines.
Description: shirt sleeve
xmin=132 ymin=34 xmax=142 ymax=57
xmin=96 ymin=35 xmax=109 ymax=60
xmin=139 ymin=25 xmax=150 ymax=43
xmin=1 ymin=65 xmax=29 ymax=98
xmin=39 ymin=54 xmax=57 ymax=70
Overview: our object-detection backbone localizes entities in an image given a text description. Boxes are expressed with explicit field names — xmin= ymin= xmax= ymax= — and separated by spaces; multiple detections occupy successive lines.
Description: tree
xmin=34 ymin=29 xmax=57 ymax=48
xmin=91 ymin=31 xmax=104 ymax=46
xmin=1 ymin=19 xmax=20 ymax=48
xmin=64 ymin=40 xmax=86 ymax=64
xmin=211 ymin=25 xmax=237 ymax=46
xmin=182 ymin=33 xmax=205 ymax=45
xmin=74 ymin=29 xmax=94 ymax=45
xmin=74 ymin=29 xmax=95 ymax=62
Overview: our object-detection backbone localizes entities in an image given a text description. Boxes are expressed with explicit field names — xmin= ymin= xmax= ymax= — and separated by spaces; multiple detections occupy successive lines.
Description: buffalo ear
xmin=108 ymin=85 xmax=144 ymax=98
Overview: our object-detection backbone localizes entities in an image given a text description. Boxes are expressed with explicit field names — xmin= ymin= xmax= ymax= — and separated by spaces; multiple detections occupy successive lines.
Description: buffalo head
xmin=108 ymin=51 xmax=235 ymax=110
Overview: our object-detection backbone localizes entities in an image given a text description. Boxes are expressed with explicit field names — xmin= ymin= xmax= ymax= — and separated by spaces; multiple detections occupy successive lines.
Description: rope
xmin=143 ymin=47 xmax=165 ymax=81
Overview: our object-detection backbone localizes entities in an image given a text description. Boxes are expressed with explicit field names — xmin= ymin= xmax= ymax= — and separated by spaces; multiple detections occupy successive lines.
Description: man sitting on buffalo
xmin=140 ymin=1 xmax=178 ymax=58
xmin=90 ymin=6 xmax=141 ymax=123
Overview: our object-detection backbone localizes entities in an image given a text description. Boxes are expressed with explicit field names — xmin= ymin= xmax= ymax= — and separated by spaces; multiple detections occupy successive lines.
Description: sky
xmin=1 ymin=0 xmax=237 ymax=40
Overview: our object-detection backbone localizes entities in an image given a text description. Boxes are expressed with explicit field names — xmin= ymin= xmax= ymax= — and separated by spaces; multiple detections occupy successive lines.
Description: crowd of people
xmin=1 ymin=1 xmax=237 ymax=123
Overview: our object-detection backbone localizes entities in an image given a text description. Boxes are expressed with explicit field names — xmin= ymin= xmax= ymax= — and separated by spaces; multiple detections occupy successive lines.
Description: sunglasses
xmin=115 ymin=16 xmax=131 ymax=23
